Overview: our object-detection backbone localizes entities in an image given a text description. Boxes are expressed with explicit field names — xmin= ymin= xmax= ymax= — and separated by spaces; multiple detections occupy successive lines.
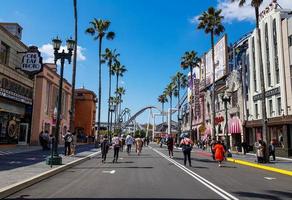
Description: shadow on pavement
xmin=74 ymin=166 xmax=154 ymax=169
xmin=7 ymin=198 xmax=201 ymax=200
xmin=0 ymin=145 xmax=95 ymax=171
xmin=234 ymin=190 xmax=292 ymax=200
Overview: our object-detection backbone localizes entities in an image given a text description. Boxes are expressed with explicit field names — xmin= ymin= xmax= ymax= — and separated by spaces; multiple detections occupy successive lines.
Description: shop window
xmin=0 ymin=42 xmax=10 ymax=65
xmin=273 ymin=19 xmax=280 ymax=84
xmin=252 ymin=37 xmax=257 ymax=91
xmin=231 ymin=91 xmax=238 ymax=107
xmin=265 ymin=23 xmax=272 ymax=87
xmin=270 ymin=126 xmax=284 ymax=148
xmin=269 ymin=99 xmax=273 ymax=117
xmin=277 ymin=97 xmax=281 ymax=116
xmin=255 ymin=103 xmax=259 ymax=119
xmin=45 ymin=82 xmax=51 ymax=115
xmin=288 ymin=35 xmax=292 ymax=47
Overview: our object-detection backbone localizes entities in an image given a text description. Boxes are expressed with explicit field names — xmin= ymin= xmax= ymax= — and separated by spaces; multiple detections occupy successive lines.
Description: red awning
xmin=228 ymin=117 xmax=241 ymax=134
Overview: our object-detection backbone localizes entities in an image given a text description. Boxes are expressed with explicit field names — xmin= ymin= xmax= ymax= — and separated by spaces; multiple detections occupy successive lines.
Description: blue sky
xmin=1 ymin=0 xmax=290 ymax=123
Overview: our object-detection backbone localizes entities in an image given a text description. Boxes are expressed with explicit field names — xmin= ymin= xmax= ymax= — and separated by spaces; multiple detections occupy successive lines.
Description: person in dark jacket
xmin=167 ymin=135 xmax=174 ymax=158
xmin=269 ymin=140 xmax=276 ymax=161
xmin=101 ymin=135 xmax=110 ymax=163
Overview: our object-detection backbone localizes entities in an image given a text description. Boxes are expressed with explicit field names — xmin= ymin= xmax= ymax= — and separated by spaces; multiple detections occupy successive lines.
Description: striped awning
xmin=228 ymin=117 xmax=241 ymax=134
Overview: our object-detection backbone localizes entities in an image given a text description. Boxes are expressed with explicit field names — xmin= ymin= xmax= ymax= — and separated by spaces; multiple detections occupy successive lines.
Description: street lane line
xmin=264 ymin=177 xmax=276 ymax=180
xmin=102 ymin=170 xmax=116 ymax=174
xmin=149 ymin=146 xmax=239 ymax=200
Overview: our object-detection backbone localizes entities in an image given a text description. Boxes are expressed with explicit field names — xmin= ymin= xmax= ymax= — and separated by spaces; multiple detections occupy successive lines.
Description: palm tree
xmin=231 ymin=0 xmax=268 ymax=153
xmin=115 ymin=87 xmax=126 ymax=122
xmin=181 ymin=51 xmax=201 ymax=140
xmin=157 ymin=94 xmax=168 ymax=123
xmin=198 ymin=7 xmax=224 ymax=139
xmin=85 ymin=19 xmax=115 ymax=141
xmin=112 ymin=62 xmax=127 ymax=125
xmin=164 ymin=82 xmax=176 ymax=135
xmin=102 ymin=48 xmax=120 ymax=135
xmin=69 ymin=0 xmax=77 ymax=133
xmin=172 ymin=72 xmax=188 ymax=141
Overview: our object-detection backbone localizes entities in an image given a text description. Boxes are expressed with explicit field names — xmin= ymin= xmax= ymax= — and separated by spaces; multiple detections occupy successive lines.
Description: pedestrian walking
xmin=126 ymin=134 xmax=134 ymax=154
xmin=269 ymin=140 xmax=276 ymax=161
xmin=101 ymin=135 xmax=110 ymax=163
xmin=167 ymin=134 xmax=174 ymax=158
xmin=255 ymin=140 xmax=264 ymax=163
xmin=71 ymin=132 xmax=77 ymax=155
xmin=241 ymin=140 xmax=248 ymax=155
xmin=135 ymin=137 xmax=143 ymax=156
xmin=210 ymin=138 xmax=216 ymax=160
xmin=63 ymin=130 xmax=73 ymax=156
xmin=112 ymin=134 xmax=121 ymax=163
xmin=180 ymin=135 xmax=193 ymax=167
xmin=213 ymin=140 xmax=226 ymax=167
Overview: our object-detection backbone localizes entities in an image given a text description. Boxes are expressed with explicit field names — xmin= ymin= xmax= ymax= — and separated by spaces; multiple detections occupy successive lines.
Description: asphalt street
xmin=6 ymin=144 xmax=292 ymax=200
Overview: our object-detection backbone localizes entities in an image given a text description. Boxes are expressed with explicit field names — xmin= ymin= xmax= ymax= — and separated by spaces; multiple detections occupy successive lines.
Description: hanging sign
xmin=21 ymin=46 xmax=43 ymax=74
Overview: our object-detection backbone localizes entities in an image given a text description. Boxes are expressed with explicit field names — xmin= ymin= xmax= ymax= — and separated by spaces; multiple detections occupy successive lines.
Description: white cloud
xmin=38 ymin=43 xmax=86 ymax=63
xmin=217 ymin=0 xmax=292 ymax=23
xmin=189 ymin=15 xmax=200 ymax=24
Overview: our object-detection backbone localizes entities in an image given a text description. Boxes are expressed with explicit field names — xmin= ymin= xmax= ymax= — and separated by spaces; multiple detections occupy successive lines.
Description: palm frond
xmin=106 ymin=31 xmax=115 ymax=40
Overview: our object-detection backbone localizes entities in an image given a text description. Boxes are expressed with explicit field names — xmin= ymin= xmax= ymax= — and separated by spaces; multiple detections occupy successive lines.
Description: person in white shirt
xmin=126 ymin=134 xmax=134 ymax=154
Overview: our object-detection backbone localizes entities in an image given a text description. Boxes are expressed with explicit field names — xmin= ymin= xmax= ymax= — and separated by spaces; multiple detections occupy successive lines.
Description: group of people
xmin=255 ymin=140 xmax=276 ymax=163
xmin=39 ymin=130 xmax=77 ymax=156
xmin=100 ymin=134 xmax=147 ymax=163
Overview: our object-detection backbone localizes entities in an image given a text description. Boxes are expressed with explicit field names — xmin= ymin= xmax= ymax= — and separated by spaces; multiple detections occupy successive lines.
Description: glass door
xmin=18 ymin=123 xmax=29 ymax=145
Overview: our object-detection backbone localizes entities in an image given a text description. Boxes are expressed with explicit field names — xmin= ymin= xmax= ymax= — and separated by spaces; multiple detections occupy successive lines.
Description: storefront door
xmin=18 ymin=123 xmax=29 ymax=145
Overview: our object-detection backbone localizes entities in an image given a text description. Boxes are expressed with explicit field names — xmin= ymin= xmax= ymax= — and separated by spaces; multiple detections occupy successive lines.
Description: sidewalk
xmin=0 ymin=144 xmax=100 ymax=198
xmin=194 ymin=148 xmax=292 ymax=176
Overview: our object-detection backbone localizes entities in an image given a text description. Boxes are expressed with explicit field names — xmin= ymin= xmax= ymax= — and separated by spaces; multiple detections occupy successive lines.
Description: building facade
xmin=246 ymin=3 xmax=292 ymax=157
xmin=0 ymin=23 xmax=33 ymax=145
xmin=31 ymin=63 xmax=72 ymax=145
xmin=74 ymin=88 xmax=97 ymax=140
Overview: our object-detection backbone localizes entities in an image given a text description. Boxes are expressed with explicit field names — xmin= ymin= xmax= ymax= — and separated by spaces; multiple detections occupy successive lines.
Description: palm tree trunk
xmin=162 ymin=102 xmax=164 ymax=123
xmin=114 ymin=74 xmax=119 ymax=127
xmin=211 ymin=30 xmax=216 ymax=140
xmin=177 ymin=81 xmax=181 ymax=143
xmin=255 ymin=7 xmax=268 ymax=160
xmin=119 ymin=94 xmax=122 ymax=119
xmin=170 ymin=95 xmax=172 ymax=135
xmin=107 ymin=60 xmax=112 ymax=137
xmin=69 ymin=0 xmax=77 ymax=133
xmin=190 ymin=66 xmax=194 ymax=140
xmin=96 ymin=36 xmax=102 ymax=144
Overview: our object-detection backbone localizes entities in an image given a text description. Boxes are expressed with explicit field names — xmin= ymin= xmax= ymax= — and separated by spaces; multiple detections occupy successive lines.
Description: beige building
xmin=246 ymin=2 xmax=292 ymax=157
xmin=31 ymin=63 xmax=72 ymax=145
xmin=0 ymin=23 xmax=33 ymax=145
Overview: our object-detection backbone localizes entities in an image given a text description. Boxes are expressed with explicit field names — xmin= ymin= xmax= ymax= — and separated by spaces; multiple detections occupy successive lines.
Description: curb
xmin=226 ymin=158 xmax=292 ymax=176
xmin=0 ymin=151 xmax=101 ymax=199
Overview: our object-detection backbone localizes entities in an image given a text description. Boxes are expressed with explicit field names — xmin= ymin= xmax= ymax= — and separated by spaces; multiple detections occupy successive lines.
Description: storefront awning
xmin=228 ymin=117 xmax=241 ymax=134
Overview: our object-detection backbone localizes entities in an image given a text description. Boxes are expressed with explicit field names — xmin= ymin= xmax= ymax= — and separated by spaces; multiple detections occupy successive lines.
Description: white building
xmin=246 ymin=2 xmax=292 ymax=157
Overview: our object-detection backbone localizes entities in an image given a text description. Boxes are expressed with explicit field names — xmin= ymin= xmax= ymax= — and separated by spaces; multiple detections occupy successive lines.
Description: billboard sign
xmin=205 ymin=35 xmax=228 ymax=86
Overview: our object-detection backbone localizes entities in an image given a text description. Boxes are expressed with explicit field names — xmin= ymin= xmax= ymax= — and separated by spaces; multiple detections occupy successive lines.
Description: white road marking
xmin=102 ymin=170 xmax=116 ymax=174
xmin=264 ymin=177 xmax=276 ymax=180
xmin=119 ymin=157 xmax=123 ymax=160
xmin=149 ymin=146 xmax=239 ymax=200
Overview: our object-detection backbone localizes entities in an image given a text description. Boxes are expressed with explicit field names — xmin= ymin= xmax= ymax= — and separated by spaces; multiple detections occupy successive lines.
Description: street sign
xmin=21 ymin=46 xmax=43 ymax=74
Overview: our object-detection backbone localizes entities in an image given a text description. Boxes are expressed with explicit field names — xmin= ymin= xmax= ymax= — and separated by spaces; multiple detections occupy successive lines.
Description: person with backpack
xmin=101 ymin=135 xmax=110 ymax=163
xmin=63 ymin=130 xmax=73 ymax=156
xmin=167 ymin=134 xmax=174 ymax=158
xmin=112 ymin=134 xmax=121 ymax=163
xmin=180 ymin=135 xmax=193 ymax=167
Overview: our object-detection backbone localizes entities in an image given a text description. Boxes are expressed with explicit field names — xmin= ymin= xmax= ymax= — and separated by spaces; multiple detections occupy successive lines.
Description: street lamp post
xmin=47 ymin=37 xmax=75 ymax=165
xmin=222 ymin=92 xmax=231 ymax=149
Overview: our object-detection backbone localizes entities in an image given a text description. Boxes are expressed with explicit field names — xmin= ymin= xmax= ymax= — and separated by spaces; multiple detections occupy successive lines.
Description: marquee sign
xmin=21 ymin=46 xmax=43 ymax=74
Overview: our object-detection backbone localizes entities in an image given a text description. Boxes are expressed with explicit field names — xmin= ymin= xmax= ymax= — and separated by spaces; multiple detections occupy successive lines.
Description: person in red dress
xmin=212 ymin=140 xmax=226 ymax=167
